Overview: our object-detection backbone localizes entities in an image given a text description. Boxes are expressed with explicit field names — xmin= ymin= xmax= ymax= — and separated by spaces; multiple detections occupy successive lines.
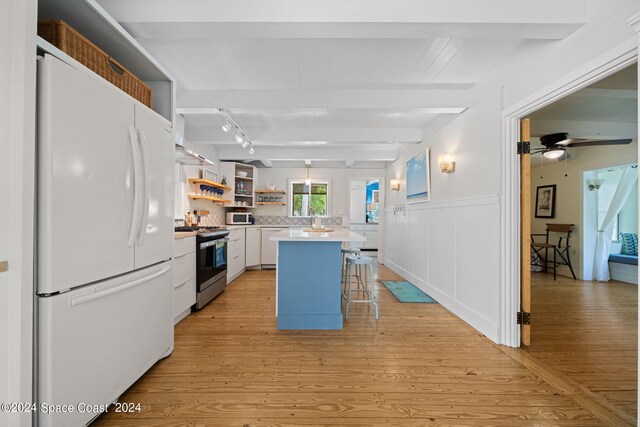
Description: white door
xmin=133 ymin=104 xmax=174 ymax=269
xmin=38 ymin=55 xmax=135 ymax=294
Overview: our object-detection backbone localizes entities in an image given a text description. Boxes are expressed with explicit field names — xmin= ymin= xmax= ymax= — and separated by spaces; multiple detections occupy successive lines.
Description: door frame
xmin=1 ymin=0 xmax=37 ymax=426
xmin=500 ymin=35 xmax=639 ymax=347
xmin=347 ymin=176 xmax=385 ymax=261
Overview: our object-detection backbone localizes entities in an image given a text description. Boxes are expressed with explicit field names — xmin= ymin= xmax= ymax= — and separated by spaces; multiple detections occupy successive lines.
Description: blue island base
xmin=276 ymin=241 xmax=343 ymax=330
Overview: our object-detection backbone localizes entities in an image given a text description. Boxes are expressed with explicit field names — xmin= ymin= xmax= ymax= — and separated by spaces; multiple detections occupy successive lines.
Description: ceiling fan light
xmin=542 ymin=148 xmax=565 ymax=159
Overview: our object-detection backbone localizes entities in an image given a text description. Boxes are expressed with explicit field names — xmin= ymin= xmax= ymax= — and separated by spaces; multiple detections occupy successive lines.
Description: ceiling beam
xmin=185 ymin=127 xmax=422 ymax=144
xmin=101 ymin=0 xmax=585 ymax=39
xmin=177 ymin=90 xmax=469 ymax=110
xmin=218 ymin=147 xmax=399 ymax=163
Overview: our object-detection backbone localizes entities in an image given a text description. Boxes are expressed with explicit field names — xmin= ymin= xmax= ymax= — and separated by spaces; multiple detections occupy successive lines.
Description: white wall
xmin=254 ymin=167 xmax=385 ymax=221
xmin=0 ymin=1 xmax=36 ymax=426
xmin=530 ymin=141 xmax=638 ymax=279
xmin=383 ymin=0 xmax=639 ymax=344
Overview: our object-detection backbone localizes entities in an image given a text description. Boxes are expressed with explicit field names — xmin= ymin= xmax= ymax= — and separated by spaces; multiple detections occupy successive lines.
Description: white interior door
xmin=38 ymin=55 xmax=135 ymax=293
xmin=133 ymin=104 xmax=174 ymax=269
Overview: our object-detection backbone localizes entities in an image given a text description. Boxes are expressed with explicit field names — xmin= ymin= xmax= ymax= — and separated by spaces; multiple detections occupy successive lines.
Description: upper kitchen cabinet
xmin=37 ymin=0 xmax=175 ymax=124
xmin=220 ymin=162 xmax=258 ymax=208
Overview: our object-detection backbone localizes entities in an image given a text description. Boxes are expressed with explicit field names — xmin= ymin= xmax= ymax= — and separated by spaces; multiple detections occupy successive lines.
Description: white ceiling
xmin=530 ymin=64 xmax=637 ymax=167
xmin=99 ymin=0 xmax=587 ymax=168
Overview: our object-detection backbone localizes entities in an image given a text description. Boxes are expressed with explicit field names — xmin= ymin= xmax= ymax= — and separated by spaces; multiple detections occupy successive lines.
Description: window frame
xmin=288 ymin=179 xmax=331 ymax=218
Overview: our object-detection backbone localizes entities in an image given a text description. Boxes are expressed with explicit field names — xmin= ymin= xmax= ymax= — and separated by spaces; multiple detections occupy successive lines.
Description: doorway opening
xmin=348 ymin=177 xmax=384 ymax=259
xmin=519 ymin=62 xmax=638 ymax=425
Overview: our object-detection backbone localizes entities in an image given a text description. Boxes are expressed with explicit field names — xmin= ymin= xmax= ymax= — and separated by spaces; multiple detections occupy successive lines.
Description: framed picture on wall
xmin=535 ymin=184 xmax=556 ymax=218
xmin=406 ymin=148 xmax=431 ymax=203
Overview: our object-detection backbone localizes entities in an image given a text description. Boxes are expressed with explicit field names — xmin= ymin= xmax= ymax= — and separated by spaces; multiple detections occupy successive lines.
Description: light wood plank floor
xmin=95 ymin=265 xmax=616 ymax=426
xmin=522 ymin=272 xmax=638 ymax=425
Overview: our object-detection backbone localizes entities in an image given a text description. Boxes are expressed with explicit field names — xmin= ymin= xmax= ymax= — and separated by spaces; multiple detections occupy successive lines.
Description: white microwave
xmin=226 ymin=212 xmax=252 ymax=225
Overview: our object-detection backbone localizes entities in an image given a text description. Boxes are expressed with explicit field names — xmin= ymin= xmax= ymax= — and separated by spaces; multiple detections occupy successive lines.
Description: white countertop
xmin=270 ymin=227 xmax=366 ymax=242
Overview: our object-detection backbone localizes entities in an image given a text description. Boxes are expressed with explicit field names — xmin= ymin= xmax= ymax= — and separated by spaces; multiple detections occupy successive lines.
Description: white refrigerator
xmin=36 ymin=55 xmax=175 ymax=427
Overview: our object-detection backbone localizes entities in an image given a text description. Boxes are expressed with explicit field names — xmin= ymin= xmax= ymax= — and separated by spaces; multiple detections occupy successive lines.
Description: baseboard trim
xmin=383 ymin=258 xmax=500 ymax=343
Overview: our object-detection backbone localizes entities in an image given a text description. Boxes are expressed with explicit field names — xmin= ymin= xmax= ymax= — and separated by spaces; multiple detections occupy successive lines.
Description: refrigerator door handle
xmin=70 ymin=265 xmax=171 ymax=306
xmin=136 ymin=129 xmax=150 ymax=245
xmin=128 ymin=125 xmax=142 ymax=247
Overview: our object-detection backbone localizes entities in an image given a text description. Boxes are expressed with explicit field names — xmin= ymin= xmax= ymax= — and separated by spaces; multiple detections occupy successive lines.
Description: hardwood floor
xmin=95 ymin=265 xmax=622 ymax=426
xmin=521 ymin=272 xmax=638 ymax=425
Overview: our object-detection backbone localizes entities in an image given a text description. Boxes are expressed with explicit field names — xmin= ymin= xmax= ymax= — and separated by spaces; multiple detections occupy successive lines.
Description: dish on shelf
xmin=237 ymin=171 xmax=248 ymax=178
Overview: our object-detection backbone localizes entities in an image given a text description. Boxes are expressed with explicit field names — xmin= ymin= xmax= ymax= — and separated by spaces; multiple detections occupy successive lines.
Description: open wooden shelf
xmin=235 ymin=175 xmax=253 ymax=181
xmin=188 ymin=178 xmax=232 ymax=191
xmin=256 ymin=202 xmax=286 ymax=205
xmin=255 ymin=190 xmax=286 ymax=194
xmin=188 ymin=194 xmax=231 ymax=204
xmin=235 ymin=194 xmax=253 ymax=198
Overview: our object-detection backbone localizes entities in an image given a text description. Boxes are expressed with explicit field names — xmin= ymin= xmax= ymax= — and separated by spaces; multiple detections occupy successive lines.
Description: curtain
xmin=593 ymin=167 xmax=638 ymax=281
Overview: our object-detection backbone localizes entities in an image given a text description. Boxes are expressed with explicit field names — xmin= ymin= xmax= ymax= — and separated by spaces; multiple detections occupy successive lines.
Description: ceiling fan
xmin=532 ymin=132 xmax=632 ymax=159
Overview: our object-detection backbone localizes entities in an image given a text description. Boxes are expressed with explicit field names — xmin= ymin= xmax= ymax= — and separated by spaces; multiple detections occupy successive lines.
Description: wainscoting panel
xmin=427 ymin=208 xmax=457 ymax=300
xmin=383 ymin=195 xmax=500 ymax=342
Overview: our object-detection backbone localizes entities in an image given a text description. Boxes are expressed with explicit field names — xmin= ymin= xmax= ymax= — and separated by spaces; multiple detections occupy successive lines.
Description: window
xmin=290 ymin=180 xmax=330 ymax=217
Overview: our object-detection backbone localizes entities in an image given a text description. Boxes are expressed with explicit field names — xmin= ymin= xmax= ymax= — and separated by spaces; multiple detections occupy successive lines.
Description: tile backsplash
xmin=254 ymin=216 xmax=343 ymax=226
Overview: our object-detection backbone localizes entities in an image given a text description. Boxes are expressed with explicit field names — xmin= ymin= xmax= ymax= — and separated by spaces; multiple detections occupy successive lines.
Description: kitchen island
xmin=270 ymin=228 xmax=366 ymax=330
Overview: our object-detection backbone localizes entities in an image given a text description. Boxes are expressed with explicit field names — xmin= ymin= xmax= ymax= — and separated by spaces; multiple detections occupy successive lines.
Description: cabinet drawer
xmin=228 ymin=228 xmax=245 ymax=241
xmin=173 ymin=252 xmax=196 ymax=286
xmin=228 ymin=252 xmax=245 ymax=279
xmin=173 ymin=277 xmax=196 ymax=318
xmin=365 ymin=224 xmax=379 ymax=231
xmin=174 ymin=236 xmax=196 ymax=258
xmin=228 ymin=237 xmax=246 ymax=260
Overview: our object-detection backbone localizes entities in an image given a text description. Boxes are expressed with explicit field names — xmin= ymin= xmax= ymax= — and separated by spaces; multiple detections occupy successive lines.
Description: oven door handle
xmin=199 ymin=237 xmax=229 ymax=249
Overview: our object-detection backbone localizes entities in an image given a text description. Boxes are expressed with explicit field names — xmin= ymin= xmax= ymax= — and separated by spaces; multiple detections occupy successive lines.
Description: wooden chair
xmin=531 ymin=224 xmax=577 ymax=280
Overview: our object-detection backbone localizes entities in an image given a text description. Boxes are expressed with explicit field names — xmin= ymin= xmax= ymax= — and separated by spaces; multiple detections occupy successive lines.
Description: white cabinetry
xmin=365 ymin=224 xmax=379 ymax=249
xmin=349 ymin=179 xmax=367 ymax=224
xmin=349 ymin=225 xmax=366 ymax=249
xmin=227 ymin=228 xmax=246 ymax=281
xmin=173 ymin=236 xmax=196 ymax=324
xmin=261 ymin=228 xmax=285 ymax=266
xmin=220 ymin=162 xmax=258 ymax=209
xmin=246 ymin=228 xmax=262 ymax=267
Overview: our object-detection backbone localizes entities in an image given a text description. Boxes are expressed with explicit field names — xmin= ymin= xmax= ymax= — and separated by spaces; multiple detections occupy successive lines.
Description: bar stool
xmin=343 ymin=255 xmax=378 ymax=320
xmin=341 ymin=248 xmax=362 ymax=290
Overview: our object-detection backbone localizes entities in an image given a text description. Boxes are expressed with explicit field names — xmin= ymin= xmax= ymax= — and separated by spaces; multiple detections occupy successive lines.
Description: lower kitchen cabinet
xmin=246 ymin=227 xmax=262 ymax=267
xmin=173 ymin=236 xmax=196 ymax=324
xmin=228 ymin=228 xmax=246 ymax=282
xmin=261 ymin=228 xmax=286 ymax=266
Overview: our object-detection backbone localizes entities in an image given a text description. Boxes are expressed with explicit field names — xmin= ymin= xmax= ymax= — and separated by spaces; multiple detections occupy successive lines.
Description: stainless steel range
xmin=175 ymin=226 xmax=230 ymax=309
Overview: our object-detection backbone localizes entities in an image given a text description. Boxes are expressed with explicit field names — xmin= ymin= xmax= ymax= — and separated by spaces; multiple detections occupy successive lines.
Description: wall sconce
xmin=587 ymin=178 xmax=604 ymax=191
xmin=438 ymin=154 xmax=455 ymax=173
xmin=390 ymin=179 xmax=400 ymax=191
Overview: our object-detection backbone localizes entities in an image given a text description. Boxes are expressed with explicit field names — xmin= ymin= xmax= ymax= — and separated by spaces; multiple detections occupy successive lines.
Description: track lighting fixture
xmin=219 ymin=108 xmax=255 ymax=155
